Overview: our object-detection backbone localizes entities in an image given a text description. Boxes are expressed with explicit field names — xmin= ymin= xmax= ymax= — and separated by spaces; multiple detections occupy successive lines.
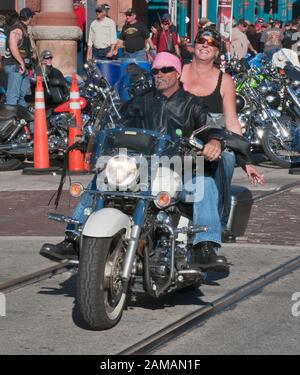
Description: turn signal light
xmin=154 ymin=191 xmax=171 ymax=209
xmin=69 ymin=182 xmax=84 ymax=198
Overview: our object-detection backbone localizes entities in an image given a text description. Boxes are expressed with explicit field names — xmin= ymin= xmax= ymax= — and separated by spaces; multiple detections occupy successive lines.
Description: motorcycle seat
xmin=0 ymin=104 xmax=35 ymax=122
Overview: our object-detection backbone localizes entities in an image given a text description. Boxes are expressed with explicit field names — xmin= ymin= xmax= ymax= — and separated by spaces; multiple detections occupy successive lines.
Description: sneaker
xmin=191 ymin=241 xmax=229 ymax=272
xmin=40 ymin=239 xmax=78 ymax=262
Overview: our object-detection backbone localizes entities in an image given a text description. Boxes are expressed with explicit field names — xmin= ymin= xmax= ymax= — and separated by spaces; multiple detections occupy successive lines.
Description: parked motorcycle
xmin=234 ymin=60 xmax=300 ymax=168
xmin=48 ymin=125 xmax=252 ymax=330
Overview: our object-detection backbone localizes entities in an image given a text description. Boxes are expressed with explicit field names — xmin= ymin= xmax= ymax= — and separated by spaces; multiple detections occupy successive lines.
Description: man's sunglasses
xmin=151 ymin=66 xmax=177 ymax=75
xmin=44 ymin=56 xmax=53 ymax=60
xmin=195 ymin=36 xmax=219 ymax=48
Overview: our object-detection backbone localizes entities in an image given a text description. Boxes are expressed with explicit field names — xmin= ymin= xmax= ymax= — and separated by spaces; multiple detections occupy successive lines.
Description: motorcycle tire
xmin=76 ymin=232 xmax=127 ymax=331
xmin=261 ymin=119 xmax=300 ymax=168
xmin=0 ymin=155 xmax=24 ymax=171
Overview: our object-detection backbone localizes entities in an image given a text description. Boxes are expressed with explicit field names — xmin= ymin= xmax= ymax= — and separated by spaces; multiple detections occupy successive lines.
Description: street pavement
xmin=0 ymin=164 xmax=299 ymax=354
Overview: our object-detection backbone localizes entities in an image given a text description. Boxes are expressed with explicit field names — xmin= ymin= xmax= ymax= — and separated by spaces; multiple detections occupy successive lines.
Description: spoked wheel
xmin=0 ymin=154 xmax=24 ymax=171
xmin=261 ymin=118 xmax=300 ymax=168
xmin=76 ymin=232 xmax=127 ymax=330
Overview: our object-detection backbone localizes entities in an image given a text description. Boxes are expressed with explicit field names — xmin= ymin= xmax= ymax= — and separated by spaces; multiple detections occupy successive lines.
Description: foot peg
xmin=176 ymin=225 xmax=208 ymax=235
xmin=48 ymin=212 xmax=80 ymax=225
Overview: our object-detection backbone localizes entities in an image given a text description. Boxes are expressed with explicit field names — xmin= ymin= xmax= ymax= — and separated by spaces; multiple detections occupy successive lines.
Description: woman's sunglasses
xmin=195 ymin=36 xmax=219 ymax=48
xmin=151 ymin=66 xmax=177 ymax=75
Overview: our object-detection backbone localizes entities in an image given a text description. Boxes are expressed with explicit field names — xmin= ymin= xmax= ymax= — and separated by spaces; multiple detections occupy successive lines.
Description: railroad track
xmin=118 ymin=254 xmax=300 ymax=354
xmin=0 ymin=261 xmax=76 ymax=294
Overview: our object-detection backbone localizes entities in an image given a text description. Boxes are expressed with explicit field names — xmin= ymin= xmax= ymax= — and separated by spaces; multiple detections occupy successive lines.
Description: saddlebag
xmin=0 ymin=119 xmax=16 ymax=141
xmin=227 ymin=185 xmax=253 ymax=237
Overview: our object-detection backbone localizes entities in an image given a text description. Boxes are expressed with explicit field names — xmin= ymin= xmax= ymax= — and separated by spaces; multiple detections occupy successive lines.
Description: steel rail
xmin=118 ymin=254 xmax=300 ymax=355
xmin=0 ymin=261 xmax=75 ymax=294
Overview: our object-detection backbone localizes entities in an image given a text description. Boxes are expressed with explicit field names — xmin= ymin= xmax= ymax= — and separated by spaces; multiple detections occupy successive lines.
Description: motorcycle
xmin=234 ymin=60 xmax=300 ymax=168
xmin=48 ymin=125 xmax=252 ymax=330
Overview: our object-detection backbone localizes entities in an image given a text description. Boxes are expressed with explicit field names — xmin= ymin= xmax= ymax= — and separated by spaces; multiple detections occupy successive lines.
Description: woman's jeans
xmin=211 ymin=150 xmax=236 ymax=229
xmin=4 ymin=64 xmax=30 ymax=107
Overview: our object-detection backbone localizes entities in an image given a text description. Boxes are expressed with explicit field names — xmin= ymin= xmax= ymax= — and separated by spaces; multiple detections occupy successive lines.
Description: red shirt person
xmin=152 ymin=16 xmax=180 ymax=56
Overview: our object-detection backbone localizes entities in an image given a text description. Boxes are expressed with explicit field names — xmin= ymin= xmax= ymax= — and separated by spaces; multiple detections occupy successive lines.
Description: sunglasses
xmin=151 ymin=66 xmax=177 ymax=75
xmin=195 ymin=36 xmax=219 ymax=48
xmin=43 ymin=56 xmax=53 ymax=60
xmin=162 ymin=21 xmax=170 ymax=25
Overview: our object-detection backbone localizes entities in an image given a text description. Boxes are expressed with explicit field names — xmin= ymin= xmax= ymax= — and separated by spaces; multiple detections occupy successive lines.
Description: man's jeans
xmin=212 ymin=150 xmax=236 ymax=229
xmin=4 ymin=64 xmax=30 ymax=107
xmin=66 ymin=176 xmax=221 ymax=246
xmin=123 ymin=49 xmax=147 ymax=61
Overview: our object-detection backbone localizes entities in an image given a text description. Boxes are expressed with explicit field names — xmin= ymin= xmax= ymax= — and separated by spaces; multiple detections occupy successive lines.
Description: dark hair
xmin=195 ymin=26 xmax=221 ymax=48
xmin=5 ymin=11 xmax=19 ymax=26
xmin=238 ymin=18 xmax=248 ymax=27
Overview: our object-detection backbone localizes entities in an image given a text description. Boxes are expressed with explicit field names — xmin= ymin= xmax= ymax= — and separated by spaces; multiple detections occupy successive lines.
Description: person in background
xmin=35 ymin=50 xmax=69 ymax=103
xmin=113 ymin=8 xmax=154 ymax=61
xmin=4 ymin=7 xmax=35 ymax=107
xmin=181 ymin=27 xmax=265 ymax=241
xmin=152 ymin=15 xmax=180 ymax=56
xmin=246 ymin=24 xmax=262 ymax=55
xmin=230 ymin=19 xmax=257 ymax=59
xmin=260 ymin=19 xmax=284 ymax=60
xmin=178 ymin=37 xmax=193 ymax=64
xmin=87 ymin=4 xmax=117 ymax=60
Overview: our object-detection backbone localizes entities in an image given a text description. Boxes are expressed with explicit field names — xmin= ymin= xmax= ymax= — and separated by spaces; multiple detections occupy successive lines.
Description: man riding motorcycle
xmin=40 ymin=51 xmax=229 ymax=272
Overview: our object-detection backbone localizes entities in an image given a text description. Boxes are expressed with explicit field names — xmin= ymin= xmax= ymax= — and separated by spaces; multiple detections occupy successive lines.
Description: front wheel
xmin=261 ymin=118 xmax=300 ymax=168
xmin=76 ymin=232 xmax=127 ymax=330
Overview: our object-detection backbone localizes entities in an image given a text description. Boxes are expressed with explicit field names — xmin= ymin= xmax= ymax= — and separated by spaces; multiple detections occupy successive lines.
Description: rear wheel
xmin=76 ymin=232 xmax=127 ymax=330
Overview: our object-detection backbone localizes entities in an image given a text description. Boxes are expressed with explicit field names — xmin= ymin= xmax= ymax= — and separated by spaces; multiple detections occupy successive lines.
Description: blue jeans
xmin=211 ymin=151 xmax=236 ymax=229
xmin=92 ymin=46 xmax=111 ymax=60
xmin=66 ymin=176 xmax=221 ymax=245
xmin=4 ymin=64 xmax=30 ymax=107
xmin=123 ymin=49 xmax=147 ymax=61
xmin=180 ymin=176 xmax=221 ymax=246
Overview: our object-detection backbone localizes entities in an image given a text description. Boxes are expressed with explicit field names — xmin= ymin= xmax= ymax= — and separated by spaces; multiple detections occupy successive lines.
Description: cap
xmin=152 ymin=52 xmax=182 ymax=75
xmin=95 ymin=5 xmax=106 ymax=12
xmin=162 ymin=13 xmax=171 ymax=21
xmin=19 ymin=7 xmax=35 ymax=19
xmin=124 ymin=8 xmax=136 ymax=16
xmin=41 ymin=50 xmax=53 ymax=59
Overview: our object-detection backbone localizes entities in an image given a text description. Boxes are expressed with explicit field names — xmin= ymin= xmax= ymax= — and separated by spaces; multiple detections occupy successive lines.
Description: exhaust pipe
xmin=0 ymin=143 xmax=33 ymax=156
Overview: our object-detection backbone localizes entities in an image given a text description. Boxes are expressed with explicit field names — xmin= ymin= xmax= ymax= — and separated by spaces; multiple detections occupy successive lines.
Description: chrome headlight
xmin=105 ymin=154 xmax=138 ymax=189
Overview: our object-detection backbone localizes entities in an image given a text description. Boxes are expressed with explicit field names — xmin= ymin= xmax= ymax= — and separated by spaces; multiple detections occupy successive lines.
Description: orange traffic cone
xmin=34 ymin=76 xmax=49 ymax=169
xmin=68 ymin=74 xmax=85 ymax=172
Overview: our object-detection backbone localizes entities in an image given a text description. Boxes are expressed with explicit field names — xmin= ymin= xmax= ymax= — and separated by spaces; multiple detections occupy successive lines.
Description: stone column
xmin=31 ymin=0 xmax=82 ymax=75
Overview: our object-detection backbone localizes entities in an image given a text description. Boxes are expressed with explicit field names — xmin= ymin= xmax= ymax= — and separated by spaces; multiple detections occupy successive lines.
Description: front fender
xmin=82 ymin=208 xmax=131 ymax=238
